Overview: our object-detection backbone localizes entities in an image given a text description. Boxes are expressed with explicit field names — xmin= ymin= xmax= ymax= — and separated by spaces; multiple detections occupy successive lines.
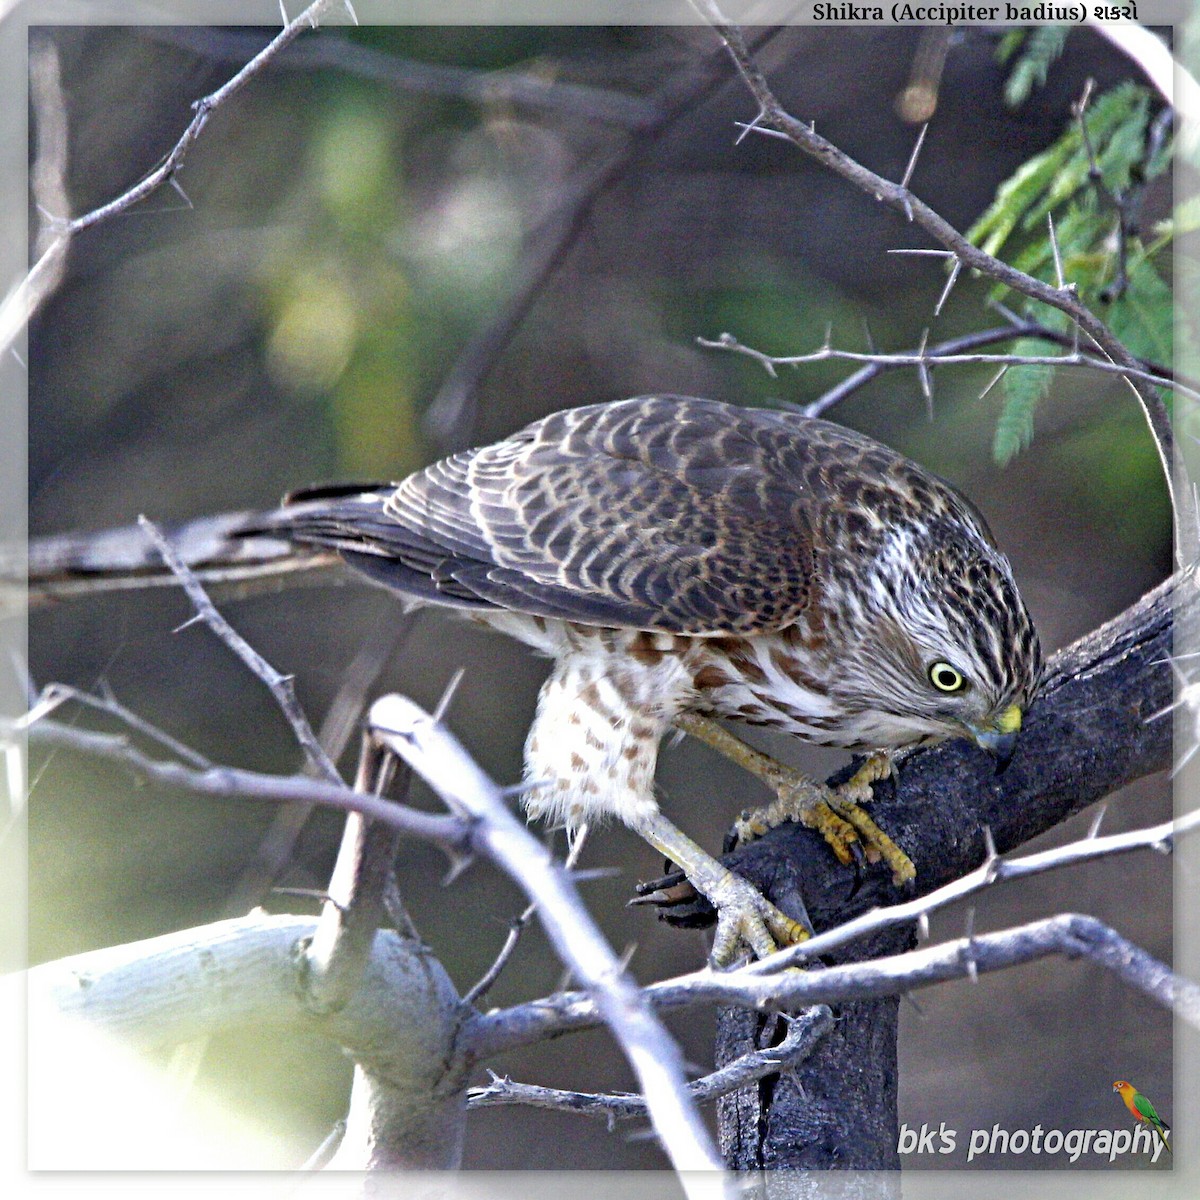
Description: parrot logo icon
xmin=1113 ymin=1081 xmax=1171 ymax=1154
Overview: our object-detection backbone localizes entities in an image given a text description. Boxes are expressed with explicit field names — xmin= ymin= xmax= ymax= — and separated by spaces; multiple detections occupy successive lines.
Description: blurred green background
xmin=25 ymin=23 xmax=1172 ymax=1171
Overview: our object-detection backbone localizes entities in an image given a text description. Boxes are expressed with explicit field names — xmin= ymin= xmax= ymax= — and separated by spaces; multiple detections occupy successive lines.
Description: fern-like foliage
xmin=997 ymin=27 xmax=1070 ymax=107
xmin=968 ymin=71 xmax=1174 ymax=464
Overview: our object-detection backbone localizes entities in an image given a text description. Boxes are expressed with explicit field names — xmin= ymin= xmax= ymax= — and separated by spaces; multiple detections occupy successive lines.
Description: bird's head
xmin=827 ymin=516 xmax=1043 ymax=762
xmin=1114 ymin=1081 xmax=1132 ymax=1096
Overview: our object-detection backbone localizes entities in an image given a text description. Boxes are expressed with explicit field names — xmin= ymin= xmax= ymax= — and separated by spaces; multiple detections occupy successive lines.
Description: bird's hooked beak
xmin=966 ymin=704 xmax=1023 ymax=769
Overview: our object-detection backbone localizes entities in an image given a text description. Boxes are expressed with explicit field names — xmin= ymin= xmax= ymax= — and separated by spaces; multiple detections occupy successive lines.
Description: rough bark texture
xmin=700 ymin=569 xmax=1180 ymax=1171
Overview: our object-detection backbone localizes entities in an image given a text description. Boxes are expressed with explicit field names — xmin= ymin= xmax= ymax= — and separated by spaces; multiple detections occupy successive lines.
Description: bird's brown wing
xmin=281 ymin=396 xmax=844 ymax=634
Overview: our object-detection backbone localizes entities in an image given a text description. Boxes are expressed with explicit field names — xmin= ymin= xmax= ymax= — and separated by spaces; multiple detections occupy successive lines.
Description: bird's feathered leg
xmin=674 ymin=713 xmax=916 ymax=887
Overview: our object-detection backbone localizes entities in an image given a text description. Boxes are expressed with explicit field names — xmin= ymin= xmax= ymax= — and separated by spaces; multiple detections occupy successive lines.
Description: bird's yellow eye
xmin=928 ymin=661 xmax=966 ymax=693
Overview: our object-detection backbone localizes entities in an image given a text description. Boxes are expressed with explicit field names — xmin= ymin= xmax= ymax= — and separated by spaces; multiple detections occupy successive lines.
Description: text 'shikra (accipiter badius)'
xmin=254 ymin=396 xmax=1043 ymax=961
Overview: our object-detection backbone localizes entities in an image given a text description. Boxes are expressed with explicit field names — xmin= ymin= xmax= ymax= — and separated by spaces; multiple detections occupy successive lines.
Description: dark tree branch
xmin=694 ymin=564 xmax=1180 ymax=1169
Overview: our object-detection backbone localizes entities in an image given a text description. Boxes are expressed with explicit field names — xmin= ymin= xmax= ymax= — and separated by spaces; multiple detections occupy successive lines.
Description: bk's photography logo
xmin=898 ymin=1078 xmax=1172 ymax=1165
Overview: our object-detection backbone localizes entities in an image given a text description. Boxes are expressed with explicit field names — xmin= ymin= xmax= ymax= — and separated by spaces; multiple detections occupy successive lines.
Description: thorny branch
xmin=1 ymin=0 xmax=346 ymax=358
xmin=464 ymin=826 xmax=592 ymax=1007
xmin=742 ymin=807 xmax=1197 ymax=974
xmin=139 ymin=517 xmax=340 ymax=783
xmin=20 ymin=716 xmax=473 ymax=862
xmin=699 ymin=331 xmax=1195 ymax=407
xmin=690 ymin=3 xmax=1192 ymax=561
xmin=468 ymin=1005 xmax=833 ymax=1125
xmin=365 ymin=695 xmax=725 ymax=1179
xmin=785 ymin=320 xmax=1185 ymax=419
xmin=468 ymin=913 xmax=1199 ymax=1062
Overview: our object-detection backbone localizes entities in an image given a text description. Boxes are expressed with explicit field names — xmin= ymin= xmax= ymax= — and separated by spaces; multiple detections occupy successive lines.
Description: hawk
xmin=254 ymin=395 xmax=1044 ymax=960
xmin=24 ymin=395 xmax=1043 ymax=961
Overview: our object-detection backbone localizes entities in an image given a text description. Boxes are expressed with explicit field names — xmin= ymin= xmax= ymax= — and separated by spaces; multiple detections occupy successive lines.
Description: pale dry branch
xmin=224 ymin=615 xmax=409 ymax=917
xmin=366 ymin=694 xmax=725 ymax=1180
xmin=772 ymin=321 xmax=1181 ymax=419
xmin=468 ymin=1004 xmax=833 ymax=1126
xmin=739 ymin=807 xmax=1199 ymax=974
xmin=19 ymin=682 xmax=211 ymax=770
xmin=470 ymin=913 xmax=1199 ymax=1061
xmin=21 ymin=717 xmax=472 ymax=862
xmin=302 ymin=734 xmax=408 ymax=1015
xmin=27 ymin=913 xmax=469 ymax=1170
xmin=698 ymin=331 xmax=1194 ymax=405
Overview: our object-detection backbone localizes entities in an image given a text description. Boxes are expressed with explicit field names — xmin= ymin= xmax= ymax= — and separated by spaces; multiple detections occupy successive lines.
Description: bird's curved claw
xmin=707 ymin=869 xmax=810 ymax=966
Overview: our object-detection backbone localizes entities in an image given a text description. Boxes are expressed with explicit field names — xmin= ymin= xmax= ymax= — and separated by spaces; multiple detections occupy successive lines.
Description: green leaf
xmin=1106 ymin=256 xmax=1173 ymax=364
xmin=993 ymin=339 xmax=1056 ymax=466
xmin=1002 ymin=26 xmax=1069 ymax=106
xmin=967 ymin=139 xmax=1076 ymax=257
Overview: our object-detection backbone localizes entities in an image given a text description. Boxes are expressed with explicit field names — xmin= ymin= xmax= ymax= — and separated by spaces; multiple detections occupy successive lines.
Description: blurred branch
xmin=422 ymin=28 xmax=783 ymax=451
xmin=1 ymin=0 xmax=343 ymax=359
xmin=144 ymin=26 xmax=662 ymax=130
xmin=691 ymin=3 xmax=1193 ymax=563
xmin=700 ymin=329 xmax=1196 ymax=408
xmin=1088 ymin=20 xmax=1200 ymax=154
xmin=366 ymin=694 xmax=724 ymax=1180
xmin=468 ymin=1004 xmax=833 ymax=1124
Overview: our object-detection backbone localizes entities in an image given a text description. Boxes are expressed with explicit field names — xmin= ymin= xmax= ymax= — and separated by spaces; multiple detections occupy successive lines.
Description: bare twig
xmin=698 ymin=332 xmax=1195 ymax=406
xmin=741 ymin=806 xmax=1200 ymax=974
xmin=300 ymin=1120 xmax=346 ymax=1170
xmin=224 ymin=614 xmax=409 ymax=916
xmin=716 ymin=321 xmax=1179 ymax=420
xmin=2 ymin=0 xmax=342 ymax=359
xmin=18 ymin=682 xmax=210 ymax=769
xmin=464 ymin=825 xmax=591 ymax=1007
xmin=689 ymin=3 xmax=1191 ymax=561
xmin=469 ymin=912 xmax=1200 ymax=1061
xmin=21 ymin=717 xmax=472 ymax=862
xmin=138 ymin=516 xmax=340 ymax=783
xmin=468 ymin=1004 xmax=833 ymax=1124
xmin=366 ymin=694 xmax=725 ymax=1179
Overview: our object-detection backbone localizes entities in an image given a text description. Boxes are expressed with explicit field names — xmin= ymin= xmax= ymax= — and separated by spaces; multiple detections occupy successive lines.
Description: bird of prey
xmin=1113 ymin=1080 xmax=1171 ymax=1154
xmin=25 ymin=396 xmax=1044 ymax=962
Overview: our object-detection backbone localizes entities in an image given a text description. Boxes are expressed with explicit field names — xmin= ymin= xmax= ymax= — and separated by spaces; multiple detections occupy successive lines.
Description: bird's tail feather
xmin=10 ymin=504 xmax=352 ymax=612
